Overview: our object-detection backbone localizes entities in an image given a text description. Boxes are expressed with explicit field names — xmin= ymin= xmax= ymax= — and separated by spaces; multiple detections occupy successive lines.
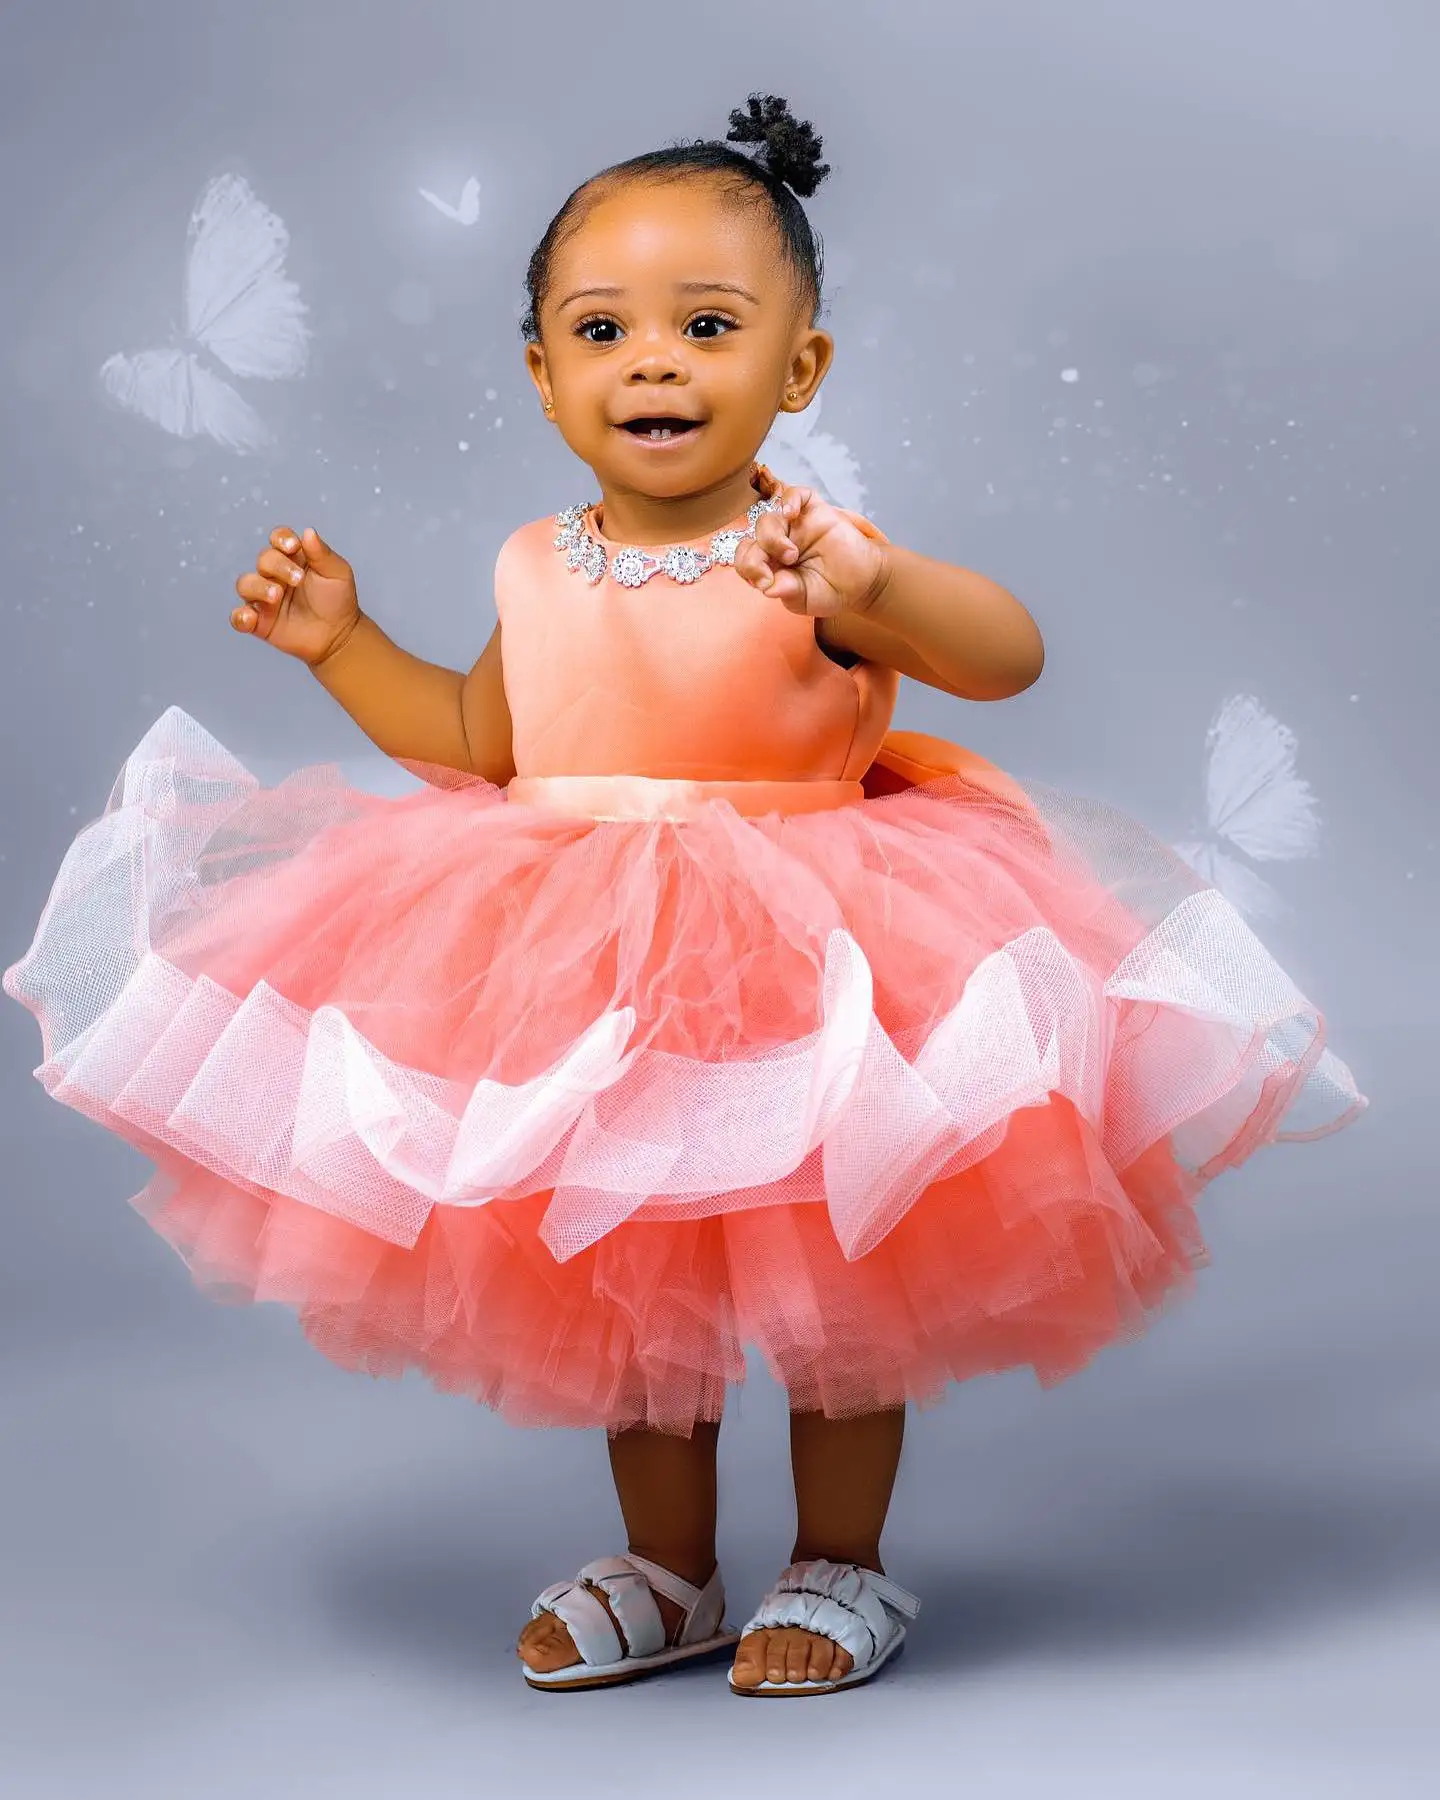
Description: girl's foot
xmin=729 ymin=1623 xmax=853 ymax=1688
xmin=516 ymin=1557 xmax=713 ymax=1675
xmin=728 ymin=1541 xmax=877 ymax=1689
xmin=728 ymin=1559 xmax=920 ymax=1695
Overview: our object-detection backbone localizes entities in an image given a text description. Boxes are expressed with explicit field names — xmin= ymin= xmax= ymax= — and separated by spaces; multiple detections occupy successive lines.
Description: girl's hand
xmin=733 ymin=484 xmax=888 ymax=619
xmin=231 ymin=526 xmax=362 ymax=666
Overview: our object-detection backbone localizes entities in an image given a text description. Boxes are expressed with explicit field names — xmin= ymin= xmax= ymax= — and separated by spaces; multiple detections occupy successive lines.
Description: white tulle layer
xmin=5 ymin=708 xmax=1363 ymax=1267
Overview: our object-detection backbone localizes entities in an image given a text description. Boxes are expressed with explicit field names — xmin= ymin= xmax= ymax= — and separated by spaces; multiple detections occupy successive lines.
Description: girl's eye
xmin=575 ymin=316 xmax=621 ymax=344
xmin=685 ymin=312 xmax=739 ymax=340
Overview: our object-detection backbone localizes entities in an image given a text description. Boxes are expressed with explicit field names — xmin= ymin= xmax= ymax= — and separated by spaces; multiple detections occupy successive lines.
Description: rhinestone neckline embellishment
xmin=553 ymin=495 xmax=783 ymax=587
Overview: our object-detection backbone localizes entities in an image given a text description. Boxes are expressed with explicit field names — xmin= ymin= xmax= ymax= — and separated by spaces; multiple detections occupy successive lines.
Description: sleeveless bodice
xmin=494 ymin=499 xmax=899 ymax=785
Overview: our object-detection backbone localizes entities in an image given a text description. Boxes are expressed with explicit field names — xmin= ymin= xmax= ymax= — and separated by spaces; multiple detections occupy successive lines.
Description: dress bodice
xmin=494 ymin=488 xmax=899 ymax=785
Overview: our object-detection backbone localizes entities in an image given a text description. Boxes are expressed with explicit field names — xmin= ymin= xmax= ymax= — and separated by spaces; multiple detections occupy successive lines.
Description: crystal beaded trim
xmin=553 ymin=496 xmax=782 ymax=588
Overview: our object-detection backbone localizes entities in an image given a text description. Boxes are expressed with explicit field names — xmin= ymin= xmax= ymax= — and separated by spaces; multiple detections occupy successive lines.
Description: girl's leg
xmin=730 ymin=1404 xmax=906 ymax=1689
xmin=518 ymin=1418 xmax=723 ymax=1673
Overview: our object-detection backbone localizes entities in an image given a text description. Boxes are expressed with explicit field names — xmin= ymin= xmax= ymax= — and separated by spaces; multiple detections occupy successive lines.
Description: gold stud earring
xmin=786 ymin=389 xmax=799 ymax=403
xmin=544 ymin=401 xmax=554 ymax=414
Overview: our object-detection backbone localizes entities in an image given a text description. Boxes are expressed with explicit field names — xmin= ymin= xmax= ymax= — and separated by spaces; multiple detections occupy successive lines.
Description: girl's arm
xmin=821 ymin=546 xmax=1045 ymax=702
xmin=310 ymin=615 xmax=516 ymax=784
xmin=461 ymin=626 xmax=518 ymax=785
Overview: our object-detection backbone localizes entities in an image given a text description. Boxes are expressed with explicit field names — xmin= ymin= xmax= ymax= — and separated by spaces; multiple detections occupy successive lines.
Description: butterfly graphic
xmin=1172 ymin=693 xmax=1321 ymax=919
xmin=758 ymin=389 xmax=868 ymax=514
xmin=99 ymin=174 xmax=310 ymax=455
xmin=419 ymin=177 xmax=481 ymax=226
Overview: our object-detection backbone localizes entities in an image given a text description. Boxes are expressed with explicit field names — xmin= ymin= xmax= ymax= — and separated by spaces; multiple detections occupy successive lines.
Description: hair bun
xmin=725 ymin=93 xmax=831 ymax=198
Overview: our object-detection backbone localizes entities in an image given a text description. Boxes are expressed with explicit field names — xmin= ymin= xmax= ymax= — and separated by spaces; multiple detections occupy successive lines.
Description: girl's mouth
xmin=616 ymin=418 xmax=705 ymax=445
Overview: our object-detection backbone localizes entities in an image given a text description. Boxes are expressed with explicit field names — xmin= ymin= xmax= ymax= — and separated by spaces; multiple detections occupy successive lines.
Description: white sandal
xmin=728 ymin=1558 xmax=921 ymax=1697
xmin=522 ymin=1552 xmax=741 ymax=1690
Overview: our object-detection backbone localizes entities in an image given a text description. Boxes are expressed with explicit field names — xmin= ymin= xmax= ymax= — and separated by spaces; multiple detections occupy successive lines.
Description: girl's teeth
xmin=649 ymin=427 xmax=672 ymax=440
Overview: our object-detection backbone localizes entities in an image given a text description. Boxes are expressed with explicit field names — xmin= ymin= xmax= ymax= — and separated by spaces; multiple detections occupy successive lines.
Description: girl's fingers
xmin=235 ymin=571 xmax=283 ymax=606
xmin=234 ymin=526 xmax=327 ymax=639
xmin=256 ymin=547 xmax=305 ymax=586
xmin=297 ymin=526 xmax=353 ymax=579
xmin=733 ymin=539 xmax=775 ymax=591
xmin=230 ymin=594 xmax=269 ymax=632
xmin=736 ymin=541 xmax=806 ymax=608
xmin=775 ymin=484 xmax=814 ymax=539
xmin=754 ymin=510 xmax=799 ymax=563
xmin=233 ymin=571 xmax=285 ymax=634
xmin=766 ymin=570 xmax=808 ymax=610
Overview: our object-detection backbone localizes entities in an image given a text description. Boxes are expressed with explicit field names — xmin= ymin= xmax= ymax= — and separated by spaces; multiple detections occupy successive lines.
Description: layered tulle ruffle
xmin=4 ymin=707 xmax=1364 ymax=1430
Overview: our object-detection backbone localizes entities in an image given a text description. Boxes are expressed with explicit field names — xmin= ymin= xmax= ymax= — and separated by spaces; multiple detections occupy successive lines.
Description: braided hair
xmin=519 ymin=93 xmax=831 ymax=341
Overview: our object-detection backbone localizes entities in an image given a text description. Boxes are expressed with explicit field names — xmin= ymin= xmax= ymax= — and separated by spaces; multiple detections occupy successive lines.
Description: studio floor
xmin=1 ymin=1023 xmax=1435 ymax=1798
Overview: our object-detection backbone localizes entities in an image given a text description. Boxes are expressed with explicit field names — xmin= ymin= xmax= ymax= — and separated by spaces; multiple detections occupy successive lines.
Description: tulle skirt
xmin=4 ymin=708 xmax=1364 ymax=1432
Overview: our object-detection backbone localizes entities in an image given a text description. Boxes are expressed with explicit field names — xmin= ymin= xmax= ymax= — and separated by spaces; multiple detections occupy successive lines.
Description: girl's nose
xmin=621 ymin=344 xmax=689 ymax=385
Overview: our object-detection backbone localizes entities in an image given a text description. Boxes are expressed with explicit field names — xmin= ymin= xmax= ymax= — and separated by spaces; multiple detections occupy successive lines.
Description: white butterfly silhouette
xmin=99 ymin=174 xmax=310 ymax=455
xmin=758 ymin=390 xmax=868 ymax=514
xmin=1173 ymin=693 xmax=1321 ymax=919
xmin=419 ymin=177 xmax=481 ymax=226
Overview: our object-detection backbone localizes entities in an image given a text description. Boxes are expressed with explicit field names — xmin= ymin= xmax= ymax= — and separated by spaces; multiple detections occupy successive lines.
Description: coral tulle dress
xmin=4 ymin=470 xmax=1365 ymax=1432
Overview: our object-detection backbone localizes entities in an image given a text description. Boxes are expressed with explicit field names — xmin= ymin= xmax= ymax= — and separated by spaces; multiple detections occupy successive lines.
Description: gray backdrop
xmin=1 ymin=2 xmax=1435 ymax=1794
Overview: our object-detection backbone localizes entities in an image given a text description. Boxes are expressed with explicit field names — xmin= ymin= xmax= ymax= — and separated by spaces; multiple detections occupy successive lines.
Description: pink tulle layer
xmin=5 ymin=709 xmax=1365 ymax=1431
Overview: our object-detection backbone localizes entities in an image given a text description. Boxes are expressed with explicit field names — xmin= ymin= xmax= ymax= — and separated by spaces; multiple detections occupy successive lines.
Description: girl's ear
xmin=524 ymin=341 xmax=553 ymax=415
xmin=785 ymin=328 xmax=836 ymax=409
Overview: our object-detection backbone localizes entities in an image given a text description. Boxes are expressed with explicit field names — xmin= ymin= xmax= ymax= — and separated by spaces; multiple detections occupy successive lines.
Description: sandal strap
xmin=574 ymin=1556 xmax=667 ymax=1659
xmin=615 ymin=1554 xmax=727 ymax=1648
xmin=531 ymin=1577 xmax=626 ymax=1667
xmin=859 ymin=1568 xmax=922 ymax=1622
xmin=531 ymin=1553 xmax=726 ymax=1665
xmin=620 ymin=1552 xmax=704 ymax=1615
xmin=740 ymin=1560 xmax=921 ymax=1669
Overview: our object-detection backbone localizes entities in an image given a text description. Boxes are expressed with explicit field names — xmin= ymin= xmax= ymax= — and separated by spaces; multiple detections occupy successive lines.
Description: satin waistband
xmin=506 ymin=774 xmax=864 ymax=822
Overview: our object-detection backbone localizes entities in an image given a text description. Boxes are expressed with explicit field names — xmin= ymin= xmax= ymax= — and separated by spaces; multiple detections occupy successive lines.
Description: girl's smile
xmin=614 ymin=415 xmax=706 ymax=450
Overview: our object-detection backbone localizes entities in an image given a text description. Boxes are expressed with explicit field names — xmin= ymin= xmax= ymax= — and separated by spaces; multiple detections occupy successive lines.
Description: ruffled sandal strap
xmin=740 ymin=1559 xmax=921 ymax=1669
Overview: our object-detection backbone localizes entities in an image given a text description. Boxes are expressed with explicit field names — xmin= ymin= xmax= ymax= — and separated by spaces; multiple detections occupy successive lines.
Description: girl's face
xmin=525 ymin=177 xmax=833 ymax=509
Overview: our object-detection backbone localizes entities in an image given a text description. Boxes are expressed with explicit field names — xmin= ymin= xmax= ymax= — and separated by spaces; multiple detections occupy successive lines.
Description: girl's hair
xmin=519 ymin=93 xmax=831 ymax=342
